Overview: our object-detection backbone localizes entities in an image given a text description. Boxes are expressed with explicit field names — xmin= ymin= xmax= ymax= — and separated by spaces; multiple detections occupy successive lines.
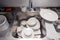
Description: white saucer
xmin=17 ymin=25 xmax=24 ymax=36
xmin=21 ymin=28 xmax=34 ymax=38
xmin=40 ymin=9 xmax=58 ymax=21
xmin=27 ymin=17 xmax=40 ymax=30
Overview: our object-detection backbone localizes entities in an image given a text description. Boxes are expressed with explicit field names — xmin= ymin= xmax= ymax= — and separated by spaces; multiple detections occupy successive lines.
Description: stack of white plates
xmin=27 ymin=17 xmax=40 ymax=30
xmin=17 ymin=17 xmax=40 ymax=38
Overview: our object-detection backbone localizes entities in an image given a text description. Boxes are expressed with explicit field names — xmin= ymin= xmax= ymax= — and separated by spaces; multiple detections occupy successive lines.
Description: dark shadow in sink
xmin=54 ymin=24 xmax=60 ymax=33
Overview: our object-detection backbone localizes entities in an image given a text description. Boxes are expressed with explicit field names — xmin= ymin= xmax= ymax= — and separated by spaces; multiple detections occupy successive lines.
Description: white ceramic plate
xmin=27 ymin=17 xmax=40 ymax=30
xmin=40 ymin=9 xmax=58 ymax=21
xmin=21 ymin=28 xmax=34 ymax=38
